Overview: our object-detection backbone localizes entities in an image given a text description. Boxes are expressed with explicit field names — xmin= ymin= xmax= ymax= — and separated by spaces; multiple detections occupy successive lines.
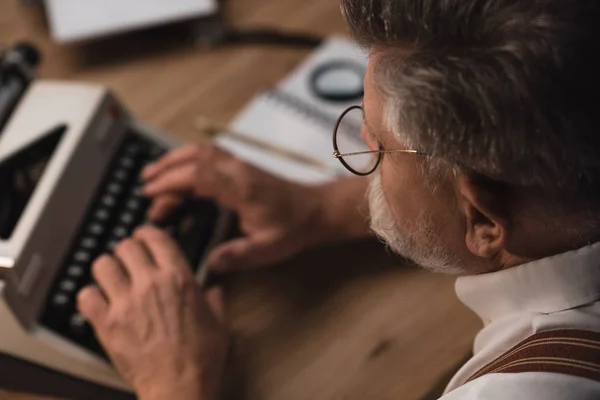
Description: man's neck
xmin=497 ymin=228 xmax=600 ymax=272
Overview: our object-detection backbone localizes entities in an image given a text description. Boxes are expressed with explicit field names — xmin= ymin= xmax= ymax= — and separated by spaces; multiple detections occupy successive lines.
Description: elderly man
xmin=77 ymin=0 xmax=600 ymax=399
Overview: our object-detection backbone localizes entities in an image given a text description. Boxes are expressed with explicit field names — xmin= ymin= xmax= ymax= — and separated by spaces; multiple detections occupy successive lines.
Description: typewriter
xmin=0 ymin=44 xmax=231 ymax=394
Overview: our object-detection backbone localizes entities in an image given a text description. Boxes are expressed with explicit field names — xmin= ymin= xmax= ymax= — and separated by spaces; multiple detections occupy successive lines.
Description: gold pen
xmin=194 ymin=116 xmax=334 ymax=172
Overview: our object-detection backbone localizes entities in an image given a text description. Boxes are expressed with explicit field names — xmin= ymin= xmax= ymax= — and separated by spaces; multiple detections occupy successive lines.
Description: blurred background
xmin=0 ymin=1 xmax=480 ymax=400
xmin=4 ymin=0 xmax=349 ymax=139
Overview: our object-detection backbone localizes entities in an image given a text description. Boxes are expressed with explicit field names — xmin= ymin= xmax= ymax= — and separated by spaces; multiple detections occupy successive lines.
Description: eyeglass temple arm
xmin=333 ymin=149 xmax=419 ymax=158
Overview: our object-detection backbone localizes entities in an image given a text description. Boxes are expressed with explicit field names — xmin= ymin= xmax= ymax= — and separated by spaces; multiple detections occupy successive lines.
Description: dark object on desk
xmin=309 ymin=59 xmax=365 ymax=103
xmin=221 ymin=28 xmax=322 ymax=48
xmin=197 ymin=26 xmax=322 ymax=48
xmin=0 ymin=42 xmax=41 ymax=133
xmin=192 ymin=12 xmax=322 ymax=49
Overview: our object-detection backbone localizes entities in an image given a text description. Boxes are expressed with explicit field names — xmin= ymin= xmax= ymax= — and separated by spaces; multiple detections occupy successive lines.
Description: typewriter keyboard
xmin=41 ymin=133 xmax=220 ymax=358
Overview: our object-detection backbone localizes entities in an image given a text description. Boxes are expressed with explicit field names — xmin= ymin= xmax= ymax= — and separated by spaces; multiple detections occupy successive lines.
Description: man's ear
xmin=455 ymin=174 xmax=512 ymax=259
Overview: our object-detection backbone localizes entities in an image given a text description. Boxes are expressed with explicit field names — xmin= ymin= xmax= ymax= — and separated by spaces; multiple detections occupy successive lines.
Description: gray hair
xmin=341 ymin=0 xmax=600 ymax=207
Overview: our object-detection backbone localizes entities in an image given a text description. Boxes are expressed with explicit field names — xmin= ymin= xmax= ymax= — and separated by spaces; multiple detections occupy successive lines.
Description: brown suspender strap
xmin=465 ymin=329 xmax=600 ymax=384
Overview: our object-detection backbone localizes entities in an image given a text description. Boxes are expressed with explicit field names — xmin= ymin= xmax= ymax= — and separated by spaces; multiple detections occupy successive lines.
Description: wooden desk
xmin=0 ymin=1 xmax=481 ymax=399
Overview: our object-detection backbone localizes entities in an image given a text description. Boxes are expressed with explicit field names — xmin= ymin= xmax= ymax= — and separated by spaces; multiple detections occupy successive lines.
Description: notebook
xmin=216 ymin=36 xmax=369 ymax=185
xmin=45 ymin=0 xmax=218 ymax=42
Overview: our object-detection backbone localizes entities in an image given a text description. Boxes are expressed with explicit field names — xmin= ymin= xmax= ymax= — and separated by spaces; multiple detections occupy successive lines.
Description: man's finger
xmin=206 ymin=231 xmax=284 ymax=272
xmin=204 ymin=286 xmax=226 ymax=325
xmin=147 ymin=194 xmax=184 ymax=222
xmin=114 ymin=239 xmax=156 ymax=282
xmin=77 ymin=285 xmax=108 ymax=327
xmin=133 ymin=226 xmax=190 ymax=274
xmin=91 ymin=255 xmax=129 ymax=300
xmin=143 ymin=164 xmax=197 ymax=197
xmin=209 ymin=158 xmax=249 ymax=208
xmin=142 ymin=146 xmax=201 ymax=181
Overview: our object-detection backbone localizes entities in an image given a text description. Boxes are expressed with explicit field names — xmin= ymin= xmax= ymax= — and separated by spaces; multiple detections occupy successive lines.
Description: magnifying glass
xmin=309 ymin=60 xmax=365 ymax=103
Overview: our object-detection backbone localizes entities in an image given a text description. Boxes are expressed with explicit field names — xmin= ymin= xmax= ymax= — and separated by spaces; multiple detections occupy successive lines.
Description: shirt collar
xmin=456 ymin=242 xmax=600 ymax=323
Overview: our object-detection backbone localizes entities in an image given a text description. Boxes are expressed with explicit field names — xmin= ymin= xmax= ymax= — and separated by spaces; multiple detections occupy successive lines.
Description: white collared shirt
xmin=439 ymin=242 xmax=600 ymax=399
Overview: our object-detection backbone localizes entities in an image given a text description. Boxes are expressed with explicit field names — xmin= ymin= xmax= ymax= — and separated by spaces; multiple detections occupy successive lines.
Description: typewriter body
xmin=0 ymin=46 xmax=231 ymax=393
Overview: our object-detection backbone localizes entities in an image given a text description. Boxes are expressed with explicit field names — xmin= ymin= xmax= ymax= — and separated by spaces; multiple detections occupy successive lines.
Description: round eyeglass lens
xmin=335 ymin=107 xmax=379 ymax=174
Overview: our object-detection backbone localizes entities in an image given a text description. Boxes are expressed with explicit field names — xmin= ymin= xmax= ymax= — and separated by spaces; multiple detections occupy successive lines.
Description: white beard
xmin=367 ymin=173 xmax=466 ymax=275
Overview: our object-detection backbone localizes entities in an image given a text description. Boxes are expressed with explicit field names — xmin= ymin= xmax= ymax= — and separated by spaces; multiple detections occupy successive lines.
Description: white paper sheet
xmin=46 ymin=0 xmax=217 ymax=42
xmin=217 ymin=94 xmax=346 ymax=185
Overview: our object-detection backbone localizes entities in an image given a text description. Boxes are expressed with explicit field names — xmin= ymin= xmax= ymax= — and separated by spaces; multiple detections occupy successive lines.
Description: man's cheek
xmin=380 ymin=165 xmax=403 ymax=218
xmin=380 ymin=161 xmax=419 ymax=221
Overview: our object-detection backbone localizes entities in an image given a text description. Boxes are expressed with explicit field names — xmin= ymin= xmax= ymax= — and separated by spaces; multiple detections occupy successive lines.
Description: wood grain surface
xmin=0 ymin=1 xmax=481 ymax=399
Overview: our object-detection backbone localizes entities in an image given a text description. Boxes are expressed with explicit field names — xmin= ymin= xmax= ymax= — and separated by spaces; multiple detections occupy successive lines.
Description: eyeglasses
xmin=332 ymin=105 xmax=423 ymax=176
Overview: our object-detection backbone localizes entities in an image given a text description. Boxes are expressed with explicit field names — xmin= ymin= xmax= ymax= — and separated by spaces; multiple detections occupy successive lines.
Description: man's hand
xmin=142 ymin=145 xmax=369 ymax=272
xmin=77 ymin=226 xmax=228 ymax=400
